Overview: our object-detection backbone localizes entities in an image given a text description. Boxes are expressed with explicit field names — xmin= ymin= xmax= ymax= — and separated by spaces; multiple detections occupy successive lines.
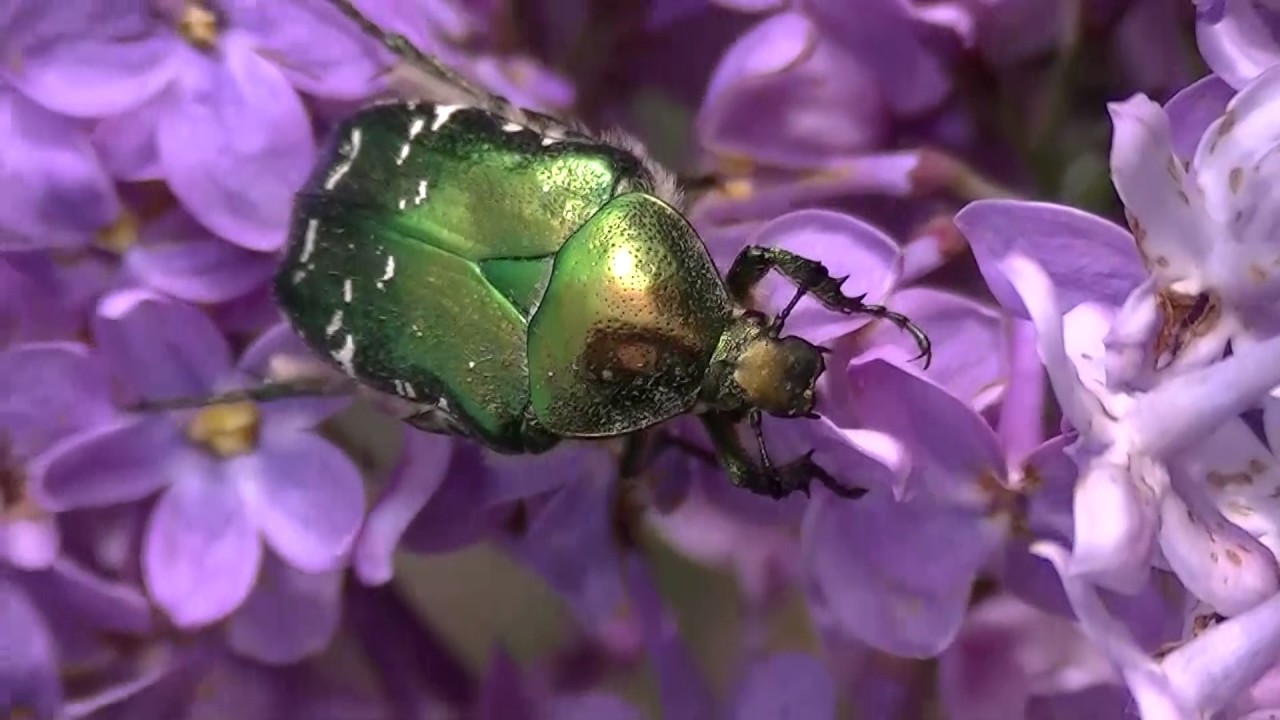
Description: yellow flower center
xmin=186 ymin=401 xmax=261 ymax=458
xmin=178 ymin=2 xmax=220 ymax=50
xmin=93 ymin=209 xmax=139 ymax=255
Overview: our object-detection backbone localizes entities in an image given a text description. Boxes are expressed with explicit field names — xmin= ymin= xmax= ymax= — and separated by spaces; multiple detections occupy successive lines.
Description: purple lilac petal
xmin=0 ymin=342 xmax=114 ymax=453
xmin=401 ymin=443 xmax=494 ymax=553
xmin=731 ymin=652 xmax=836 ymax=720
xmin=10 ymin=31 xmax=181 ymax=119
xmin=1158 ymin=473 xmax=1280 ymax=615
xmin=0 ymin=89 xmax=121 ymax=250
xmin=1037 ymin=540 xmax=1280 ymax=719
xmin=1108 ymin=94 xmax=1212 ymax=286
xmin=475 ymin=651 xmax=538 ymax=720
xmin=698 ymin=12 xmax=888 ymax=167
xmin=157 ymin=32 xmax=316 ymax=252
xmin=0 ymin=256 xmax=76 ymax=346
xmin=997 ymin=320 xmax=1047 ymax=461
xmin=483 ymin=442 xmax=607 ymax=506
xmin=93 ymin=289 xmax=231 ymax=401
xmin=502 ymin=475 xmax=629 ymax=637
xmin=355 ymin=429 xmax=454 ymax=585
xmin=749 ymin=210 xmax=903 ymax=344
xmin=647 ymin=479 xmax=801 ymax=605
xmin=973 ymin=0 xmax=1065 ymax=65
xmin=19 ymin=557 xmax=152 ymax=636
xmin=226 ymin=553 xmax=342 ymax=665
xmin=1196 ymin=0 xmax=1280 ymax=89
xmin=954 ymin=199 xmax=1145 ymax=319
xmin=856 ymin=287 xmax=1005 ymax=411
xmin=938 ymin=594 xmax=1117 ymax=720
xmin=232 ymin=427 xmax=364 ymax=574
xmin=228 ymin=0 xmax=385 ymax=100
xmin=91 ymin=95 xmax=165 ymax=181
xmin=623 ymin=555 xmax=718 ymax=719
xmin=806 ymin=0 xmax=952 ymax=116
xmin=32 ymin=416 xmax=183 ymax=510
xmin=126 ymin=211 xmax=278 ymax=304
xmin=144 ymin=461 xmax=264 ymax=627
xmin=1164 ymin=74 xmax=1236 ymax=161
xmin=548 ymin=692 xmax=643 ymax=720
xmin=345 ymin=582 xmax=477 ymax=711
xmin=0 ymin=517 xmax=57 ymax=570
xmin=0 ymin=577 xmax=61 ymax=719
xmin=713 ymin=0 xmax=788 ymax=10
xmin=1112 ymin=0 xmax=1196 ymax=95
xmin=803 ymin=485 xmax=1003 ymax=657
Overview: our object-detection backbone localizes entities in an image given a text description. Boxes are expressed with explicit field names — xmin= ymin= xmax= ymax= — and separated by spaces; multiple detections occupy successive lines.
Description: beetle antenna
xmin=125 ymin=378 xmax=357 ymax=413
xmin=325 ymin=0 xmax=530 ymax=127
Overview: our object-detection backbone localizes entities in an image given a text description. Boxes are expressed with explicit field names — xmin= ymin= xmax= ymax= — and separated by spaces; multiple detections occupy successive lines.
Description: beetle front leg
xmin=699 ymin=412 xmax=867 ymax=500
xmin=725 ymin=246 xmax=932 ymax=367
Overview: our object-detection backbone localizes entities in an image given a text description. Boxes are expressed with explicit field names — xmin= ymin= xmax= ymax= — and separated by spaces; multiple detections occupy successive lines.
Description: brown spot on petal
xmin=1166 ymin=156 xmax=1183 ymax=182
xmin=1155 ymin=290 xmax=1222 ymax=361
xmin=1251 ymin=262 xmax=1268 ymax=284
xmin=1249 ymin=458 xmax=1270 ymax=475
xmin=1210 ymin=550 xmax=1219 ymax=563
xmin=1176 ymin=189 xmax=1190 ymax=205
xmin=1230 ymin=167 xmax=1245 ymax=194
xmin=1209 ymin=110 xmax=1238 ymax=154
xmin=1225 ymin=548 xmax=1244 ymax=566
xmin=1154 ymin=256 xmax=1170 ymax=268
xmin=1209 ymin=470 xmax=1253 ymax=487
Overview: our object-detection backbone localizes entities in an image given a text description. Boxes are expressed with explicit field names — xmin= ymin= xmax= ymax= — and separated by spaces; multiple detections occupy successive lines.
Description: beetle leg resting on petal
xmin=725 ymin=246 xmax=933 ymax=367
xmin=699 ymin=411 xmax=868 ymax=500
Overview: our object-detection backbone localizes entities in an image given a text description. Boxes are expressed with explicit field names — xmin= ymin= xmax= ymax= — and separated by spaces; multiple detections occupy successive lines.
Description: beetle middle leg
xmin=725 ymin=245 xmax=932 ymax=367
xmin=699 ymin=411 xmax=867 ymax=500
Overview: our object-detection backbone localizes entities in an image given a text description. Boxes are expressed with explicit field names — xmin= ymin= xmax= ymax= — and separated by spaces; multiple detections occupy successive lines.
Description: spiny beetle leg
xmin=701 ymin=411 xmax=868 ymax=500
xmin=725 ymin=245 xmax=933 ymax=368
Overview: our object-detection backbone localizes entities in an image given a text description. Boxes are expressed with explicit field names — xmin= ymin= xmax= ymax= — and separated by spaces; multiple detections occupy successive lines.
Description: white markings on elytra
xmin=414 ymin=179 xmax=429 ymax=205
xmin=334 ymin=334 xmax=356 ymax=375
xmin=397 ymin=116 xmax=428 ymax=167
xmin=376 ymin=255 xmax=396 ymax=290
xmin=468 ymin=360 xmax=476 ymax=369
xmin=300 ymin=219 xmax=319 ymax=262
xmin=431 ymin=105 xmax=462 ymax=133
xmin=408 ymin=116 xmax=426 ymax=138
xmin=403 ymin=383 xmax=417 ymax=399
xmin=502 ymin=121 xmax=522 ymax=133
xmin=540 ymin=137 xmax=560 ymax=147
xmin=325 ymin=310 xmax=343 ymax=337
xmin=393 ymin=379 xmax=407 ymax=396
xmin=342 ymin=278 xmax=353 ymax=303
xmin=396 ymin=142 xmax=411 ymax=165
xmin=324 ymin=127 xmax=362 ymax=190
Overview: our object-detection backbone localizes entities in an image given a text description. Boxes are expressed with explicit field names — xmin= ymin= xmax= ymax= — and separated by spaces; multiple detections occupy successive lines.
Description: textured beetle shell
xmin=275 ymin=101 xmax=730 ymax=451
xmin=527 ymin=192 xmax=732 ymax=436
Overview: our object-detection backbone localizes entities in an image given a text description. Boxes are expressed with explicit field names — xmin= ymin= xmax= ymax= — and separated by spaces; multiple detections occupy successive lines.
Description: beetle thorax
xmin=700 ymin=313 xmax=824 ymax=418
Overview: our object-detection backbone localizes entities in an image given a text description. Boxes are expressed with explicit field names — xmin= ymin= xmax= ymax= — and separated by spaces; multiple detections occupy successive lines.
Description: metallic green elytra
xmin=262 ymin=0 xmax=935 ymax=501
xmin=273 ymin=98 xmax=933 ymax=500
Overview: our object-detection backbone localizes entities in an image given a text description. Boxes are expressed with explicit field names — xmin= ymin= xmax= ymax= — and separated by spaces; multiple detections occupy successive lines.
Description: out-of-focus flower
xmin=0 ymin=342 xmax=115 ymax=570
xmin=123 ymin=209 xmax=276 ymax=305
xmin=7 ymin=0 xmax=360 ymax=252
xmin=2 ymin=558 xmax=153 ymax=720
xmin=33 ymin=293 xmax=361 ymax=639
xmin=0 ymin=88 xmax=122 ymax=251
xmin=937 ymin=593 xmax=1124 ymax=720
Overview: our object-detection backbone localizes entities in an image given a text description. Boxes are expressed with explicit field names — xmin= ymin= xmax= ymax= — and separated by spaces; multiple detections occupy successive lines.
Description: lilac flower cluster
xmin=4 ymin=0 xmax=1280 ymax=718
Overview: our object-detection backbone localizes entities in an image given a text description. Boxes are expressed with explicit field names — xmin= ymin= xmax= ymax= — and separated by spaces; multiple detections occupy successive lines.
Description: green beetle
xmin=276 ymin=1 xmax=931 ymax=500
